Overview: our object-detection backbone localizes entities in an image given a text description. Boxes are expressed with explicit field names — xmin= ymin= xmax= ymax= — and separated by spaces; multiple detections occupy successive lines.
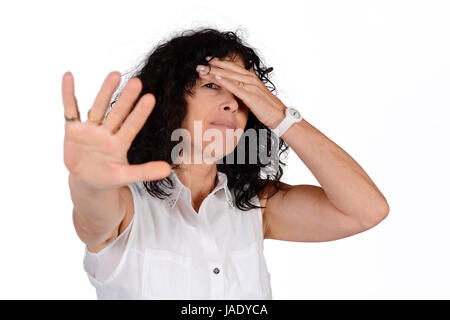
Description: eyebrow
xmin=198 ymin=79 xmax=210 ymax=85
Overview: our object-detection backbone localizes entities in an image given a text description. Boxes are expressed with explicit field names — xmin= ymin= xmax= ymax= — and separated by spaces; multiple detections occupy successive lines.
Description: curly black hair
xmin=107 ymin=27 xmax=291 ymax=211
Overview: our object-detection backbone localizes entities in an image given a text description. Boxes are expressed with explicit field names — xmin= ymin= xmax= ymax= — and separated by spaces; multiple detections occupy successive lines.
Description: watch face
xmin=288 ymin=108 xmax=301 ymax=119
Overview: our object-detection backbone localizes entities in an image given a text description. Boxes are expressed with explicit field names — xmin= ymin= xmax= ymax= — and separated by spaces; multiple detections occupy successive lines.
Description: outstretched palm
xmin=62 ymin=71 xmax=171 ymax=191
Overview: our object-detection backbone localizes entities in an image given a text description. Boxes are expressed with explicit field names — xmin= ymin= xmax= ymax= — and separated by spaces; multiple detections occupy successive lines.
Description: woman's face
xmin=180 ymin=55 xmax=250 ymax=164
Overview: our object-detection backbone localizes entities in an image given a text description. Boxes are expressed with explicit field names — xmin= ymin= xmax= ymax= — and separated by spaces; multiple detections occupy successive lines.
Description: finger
xmin=121 ymin=161 xmax=172 ymax=185
xmin=207 ymin=58 xmax=252 ymax=76
xmin=62 ymin=72 xmax=81 ymax=123
xmin=197 ymin=64 xmax=258 ymax=87
xmin=116 ymin=93 xmax=155 ymax=147
xmin=103 ymin=77 xmax=143 ymax=134
xmin=198 ymin=69 xmax=254 ymax=102
xmin=205 ymin=63 xmax=281 ymax=111
xmin=87 ymin=71 xmax=122 ymax=125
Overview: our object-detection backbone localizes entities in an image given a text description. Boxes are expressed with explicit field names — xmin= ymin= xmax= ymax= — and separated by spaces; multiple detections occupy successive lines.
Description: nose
xmin=223 ymin=105 xmax=236 ymax=113
xmin=221 ymin=96 xmax=241 ymax=113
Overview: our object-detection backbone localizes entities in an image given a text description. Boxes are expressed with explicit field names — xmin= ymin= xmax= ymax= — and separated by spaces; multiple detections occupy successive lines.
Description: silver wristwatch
xmin=271 ymin=107 xmax=303 ymax=137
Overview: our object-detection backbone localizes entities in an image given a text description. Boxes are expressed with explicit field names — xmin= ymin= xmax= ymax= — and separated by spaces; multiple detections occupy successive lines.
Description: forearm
xmin=69 ymin=173 xmax=125 ymax=238
xmin=280 ymin=118 xmax=389 ymax=220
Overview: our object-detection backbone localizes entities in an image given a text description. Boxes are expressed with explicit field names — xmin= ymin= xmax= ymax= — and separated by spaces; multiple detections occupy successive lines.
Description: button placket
xmin=196 ymin=196 xmax=221 ymax=257
xmin=209 ymin=261 xmax=224 ymax=299
xmin=197 ymin=197 xmax=225 ymax=299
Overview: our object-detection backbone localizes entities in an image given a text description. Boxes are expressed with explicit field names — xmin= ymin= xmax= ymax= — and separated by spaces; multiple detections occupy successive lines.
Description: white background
xmin=0 ymin=0 xmax=449 ymax=299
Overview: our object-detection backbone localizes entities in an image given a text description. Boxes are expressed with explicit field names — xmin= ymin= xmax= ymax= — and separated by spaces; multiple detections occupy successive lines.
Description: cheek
xmin=239 ymin=110 xmax=249 ymax=129
xmin=186 ymin=98 xmax=212 ymax=121
xmin=182 ymin=106 xmax=207 ymax=130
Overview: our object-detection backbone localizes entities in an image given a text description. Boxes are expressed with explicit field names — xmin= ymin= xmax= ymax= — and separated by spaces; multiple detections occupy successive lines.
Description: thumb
xmin=122 ymin=161 xmax=172 ymax=185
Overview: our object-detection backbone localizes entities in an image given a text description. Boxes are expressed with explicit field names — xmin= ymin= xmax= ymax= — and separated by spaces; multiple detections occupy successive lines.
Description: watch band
xmin=271 ymin=107 xmax=303 ymax=137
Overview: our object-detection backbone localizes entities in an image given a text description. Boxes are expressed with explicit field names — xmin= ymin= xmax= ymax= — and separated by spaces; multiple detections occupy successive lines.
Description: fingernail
xmin=215 ymin=74 xmax=222 ymax=80
xmin=197 ymin=65 xmax=205 ymax=71
xmin=206 ymin=56 xmax=213 ymax=61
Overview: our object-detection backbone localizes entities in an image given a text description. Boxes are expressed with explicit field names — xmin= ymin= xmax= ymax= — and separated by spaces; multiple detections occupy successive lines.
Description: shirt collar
xmin=165 ymin=169 xmax=234 ymax=209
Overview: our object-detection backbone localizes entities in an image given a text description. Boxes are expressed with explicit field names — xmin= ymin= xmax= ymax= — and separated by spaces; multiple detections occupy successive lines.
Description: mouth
xmin=209 ymin=120 xmax=236 ymax=130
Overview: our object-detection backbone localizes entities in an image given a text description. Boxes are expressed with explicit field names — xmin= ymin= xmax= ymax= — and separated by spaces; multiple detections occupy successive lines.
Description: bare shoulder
xmin=258 ymin=179 xmax=292 ymax=211
xmin=86 ymin=185 xmax=135 ymax=253
xmin=257 ymin=179 xmax=292 ymax=239
xmin=256 ymin=179 xmax=388 ymax=242
xmin=118 ymin=185 xmax=135 ymax=234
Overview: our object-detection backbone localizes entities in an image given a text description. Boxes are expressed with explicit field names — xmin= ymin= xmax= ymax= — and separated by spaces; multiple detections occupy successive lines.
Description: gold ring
xmin=237 ymin=81 xmax=245 ymax=88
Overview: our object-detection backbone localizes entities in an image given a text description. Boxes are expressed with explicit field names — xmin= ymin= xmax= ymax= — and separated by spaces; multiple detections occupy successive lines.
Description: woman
xmin=62 ymin=28 xmax=389 ymax=299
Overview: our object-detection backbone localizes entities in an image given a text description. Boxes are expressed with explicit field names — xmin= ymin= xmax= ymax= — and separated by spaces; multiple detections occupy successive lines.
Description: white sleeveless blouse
xmin=83 ymin=169 xmax=272 ymax=299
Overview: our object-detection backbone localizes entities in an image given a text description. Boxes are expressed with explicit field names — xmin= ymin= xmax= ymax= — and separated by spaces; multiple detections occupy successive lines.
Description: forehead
xmin=224 ymin=54 xmax=245 ymax=66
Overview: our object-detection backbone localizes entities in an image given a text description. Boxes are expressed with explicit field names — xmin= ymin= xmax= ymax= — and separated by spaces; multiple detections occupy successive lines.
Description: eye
xmin=205 ymin=83 xmax=220 ymax=89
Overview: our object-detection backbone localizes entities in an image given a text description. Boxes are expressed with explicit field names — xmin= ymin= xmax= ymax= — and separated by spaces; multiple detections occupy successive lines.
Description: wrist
xmin=268 ymin=109 xmax=286 ymax=130
xmin=69 ymin=173 xmax=110 ymax=195
xmin=269 ymin=106 xmax=303 ymax=138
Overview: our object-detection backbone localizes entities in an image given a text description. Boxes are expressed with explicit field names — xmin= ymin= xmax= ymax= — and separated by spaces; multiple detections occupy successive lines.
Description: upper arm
xmin=261 ymin=181 xmax=386 ymax=242
xmin=75 ymin=185 xmax=135 ymax=253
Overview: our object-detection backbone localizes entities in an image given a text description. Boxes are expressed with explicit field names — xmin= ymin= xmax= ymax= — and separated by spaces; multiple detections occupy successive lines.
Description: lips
xmin=209 ymin=120 xmax=236 ymax=130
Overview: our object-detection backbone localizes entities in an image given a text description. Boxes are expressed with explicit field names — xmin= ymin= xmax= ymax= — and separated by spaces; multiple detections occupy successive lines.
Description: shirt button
xmin=213 ymin=267 xmax=220 ymax=274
